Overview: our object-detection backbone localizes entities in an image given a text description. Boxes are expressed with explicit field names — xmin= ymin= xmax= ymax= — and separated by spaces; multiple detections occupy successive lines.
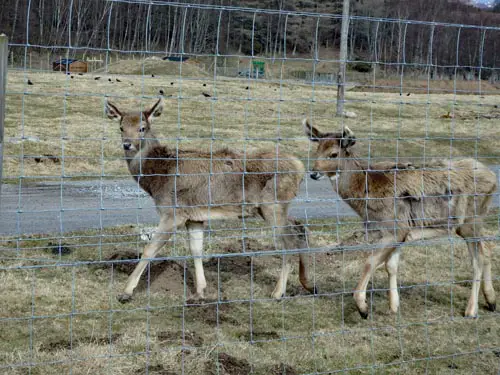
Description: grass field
xmin=1 ymin=64 xmax=500 ymax=374
xmin=3 ymin=67 xmax=500 ymax=180
xmin=0 ymin=216 xmax=499 ymax=374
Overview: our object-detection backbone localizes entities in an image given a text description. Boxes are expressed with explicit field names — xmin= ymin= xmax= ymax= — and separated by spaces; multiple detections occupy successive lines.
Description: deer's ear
xmin=303 ymin=119 xmax=323 ymax=142
xmin=105 ymin=101 xmax=122 ymax=121
xmin=144 ymin=98 xmax=163 ymax=122
xmin=341 ymin=126 xmax=356 ymax=148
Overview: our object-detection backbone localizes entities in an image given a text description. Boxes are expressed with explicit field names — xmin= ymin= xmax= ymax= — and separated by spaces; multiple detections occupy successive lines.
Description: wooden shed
xmin=52 ymin=59 xmax=88 ymax=73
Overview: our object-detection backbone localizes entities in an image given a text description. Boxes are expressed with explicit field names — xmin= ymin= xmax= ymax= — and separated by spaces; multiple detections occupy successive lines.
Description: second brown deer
xmin=105 ymin=98 xmax=316 ymax=302
xmin=303 ymin=119 xmax=497 ymax=318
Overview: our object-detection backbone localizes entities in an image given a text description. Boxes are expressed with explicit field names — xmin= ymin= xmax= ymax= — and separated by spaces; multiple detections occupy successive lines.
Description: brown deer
xmin=303 ymin=119 xmax=497 ymax=318
xmin=104 ymin=98 xmax=316 ymax=302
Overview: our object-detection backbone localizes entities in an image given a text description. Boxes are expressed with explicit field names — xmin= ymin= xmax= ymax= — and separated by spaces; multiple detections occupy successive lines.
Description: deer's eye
xmin=329 ymin=153 xmax=338 ymax=159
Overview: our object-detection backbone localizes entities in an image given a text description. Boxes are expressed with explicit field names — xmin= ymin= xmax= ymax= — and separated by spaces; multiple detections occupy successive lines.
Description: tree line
xmin=2 ymin=0 xmax=500 ymax=74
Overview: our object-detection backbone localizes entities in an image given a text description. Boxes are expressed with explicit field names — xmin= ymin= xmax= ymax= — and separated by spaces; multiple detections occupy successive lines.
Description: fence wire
xmin=1 ymin=1 xmax=500 ymax=374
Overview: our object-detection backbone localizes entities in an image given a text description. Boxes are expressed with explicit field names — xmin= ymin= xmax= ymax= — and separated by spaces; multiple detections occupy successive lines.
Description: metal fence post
xmin=336 ymin=0 xmax=350 ymax=117
xmin=0 ymin=34 xmax=7 ymax=206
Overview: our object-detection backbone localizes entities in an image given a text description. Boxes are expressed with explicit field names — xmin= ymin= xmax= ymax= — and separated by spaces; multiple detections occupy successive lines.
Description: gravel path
xmin=1 ymin=166 xmax=498 ymax=236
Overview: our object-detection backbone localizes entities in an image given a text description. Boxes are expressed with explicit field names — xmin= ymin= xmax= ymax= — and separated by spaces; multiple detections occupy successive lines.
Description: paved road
xmin=1 ymin=167 xmax=499 ymax=236
xmin=0 ymin=178 xmax=352 ymax=235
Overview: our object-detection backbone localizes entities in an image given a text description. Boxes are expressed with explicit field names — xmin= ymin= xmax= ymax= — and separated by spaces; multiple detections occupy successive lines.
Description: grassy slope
xmin=3 ymin=68 xmax=500 ymax=180
xmin=1 ymin=63 xmax=499 ymax=374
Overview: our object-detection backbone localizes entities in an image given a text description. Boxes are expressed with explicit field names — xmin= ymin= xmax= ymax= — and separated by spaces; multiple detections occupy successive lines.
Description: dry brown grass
xmin=353 ymin=77 xmax=500 ymax=95
xmin=4 ymin=68 xmax=500 ymax=180
xmin=0 ymin=215 xmax=499 ymax=375
xmin=1 ymin=63 xmax=499 ymax=374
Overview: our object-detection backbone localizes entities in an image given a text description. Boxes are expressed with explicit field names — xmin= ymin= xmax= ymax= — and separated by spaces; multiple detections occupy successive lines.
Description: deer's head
xmin=303 ymin=119 xmax=356 ymax=181
xmin=105 ymin=98 xmax=164 ymax=153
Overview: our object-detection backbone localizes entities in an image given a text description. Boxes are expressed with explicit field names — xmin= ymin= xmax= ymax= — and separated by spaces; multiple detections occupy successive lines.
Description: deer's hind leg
xmin=118 ymin=213 xmax=186 ymax=303
xmin=481 ymin=241 xmax=496 ymax=311
xmin=293 ymin=222 xmax=317 ymax=295
xmin=457 ymin=223 xmax=485 ymax=317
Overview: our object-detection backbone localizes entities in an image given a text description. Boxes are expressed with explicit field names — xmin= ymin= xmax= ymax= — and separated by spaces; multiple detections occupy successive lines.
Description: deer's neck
xmin=335 ymin=154 xmax=367 ymax=200
xmin=124 ymin=132 xmax=161 ymax=177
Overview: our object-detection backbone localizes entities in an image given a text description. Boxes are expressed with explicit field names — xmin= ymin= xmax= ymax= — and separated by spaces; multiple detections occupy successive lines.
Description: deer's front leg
xmin=354 ymin=242 xmax=398 ymax=319
xmin=186 ymin=221 xmax=206 ymax=299
xmin=118 ymin=216 xmax=185 ymax=303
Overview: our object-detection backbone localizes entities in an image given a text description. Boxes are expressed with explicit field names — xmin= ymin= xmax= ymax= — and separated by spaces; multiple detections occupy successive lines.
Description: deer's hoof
xmin=117 ymin=293 xmax=133 ymax=303
xmin=312 ymin=286 xmax=319 ymax=295
xmin=357 ymin=308 xmax=369 ymax=319
xmin=486 ymin=302 xmax=496 ymax=312
xmin=271 ymin=291 xmax=284 ymax=300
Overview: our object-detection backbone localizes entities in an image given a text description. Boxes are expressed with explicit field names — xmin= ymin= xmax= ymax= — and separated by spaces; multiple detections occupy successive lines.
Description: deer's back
xmin=347 ymin=158 xmax=496 ymax=229
xmin=132 ymin=146 xmax=305 ymax=210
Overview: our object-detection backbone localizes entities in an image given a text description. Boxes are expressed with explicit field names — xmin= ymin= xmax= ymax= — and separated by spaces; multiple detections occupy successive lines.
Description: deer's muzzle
xmin=310 ymin=171 xmax=324 ymax=180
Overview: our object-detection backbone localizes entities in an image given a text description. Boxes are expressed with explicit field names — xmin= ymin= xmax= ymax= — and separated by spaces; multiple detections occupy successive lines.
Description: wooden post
xmin=0 ymin=35 xmax=8 ymax=203
xmin=336 ymin=0 xmax=350 ymax=117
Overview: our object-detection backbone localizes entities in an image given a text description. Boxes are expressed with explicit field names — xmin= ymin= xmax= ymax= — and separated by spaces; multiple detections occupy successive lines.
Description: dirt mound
xmin=204 ymin=255 xmax=260 ymax=276
xmin=205 ymin=353 xmax=251 ymax=375
xmin=39 ymin=333 xmax=121 ymax=352
xmin=221 ymin=238 xmax=264 ymax=253
xmin=96 ymin=59 xmax=208 ymax=77
xmin=103 ymin=251 xmax=193 ymax=296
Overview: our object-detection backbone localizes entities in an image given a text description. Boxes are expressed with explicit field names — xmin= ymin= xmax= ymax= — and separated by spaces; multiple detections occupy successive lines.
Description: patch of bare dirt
xmin=156 ymin=330 xmax=203 ymax=347
xmin=204 ymin=239 xmax=263 ymax=280
xmin=221 ymin=238 xmax=265 ymax=253
xmin=39 ymin=333 xmax=121 ymax=352
xmin=102 ymin=251 xmax=193 ymax=296
xmin=204 ymin=255 xmax=260 ymax=276
xmin=205 ymin=353 xmax=251 ymax=375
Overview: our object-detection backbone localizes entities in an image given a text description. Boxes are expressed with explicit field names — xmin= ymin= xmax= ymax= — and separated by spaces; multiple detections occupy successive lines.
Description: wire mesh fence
xmin=1 ymin=0 xmax=499 ymax=374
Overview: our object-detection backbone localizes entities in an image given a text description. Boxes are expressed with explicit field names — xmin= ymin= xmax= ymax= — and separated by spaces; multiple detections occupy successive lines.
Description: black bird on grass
xmin=116 ymin=78 xmax=122 ymax=82
xmin=71 ymin=75 xmax=74 ymax=79
xmin=108 ymin=78 xmax=112 ymax=82
xmin=170 ymin=82 xmax=174 ymax=85
xmin=151 ymin=74 xmax=155 ymax=78
xmin=159 ymin=89 xmax=165 ymax=95
xmin=202 ymin=92 xmax=211 ymax=98
xmin=245 ymin=86 xmax=249 ymax=90
xmin=406 ymin=92 xmax=411 ymax=96
xmin=94 ymin=76 xmax=101 ymax=80
xmin=27 ymin=79 xmax=33 ymax=85
xmin=203 ymin=83 xmax=206 ymax=87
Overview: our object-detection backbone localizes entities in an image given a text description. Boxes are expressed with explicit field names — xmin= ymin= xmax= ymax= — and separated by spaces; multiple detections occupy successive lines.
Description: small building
xmin=52 ymin=59 xmax=88 ymax=73
xmin=162 ymin=56 xmax=190 ymax=62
